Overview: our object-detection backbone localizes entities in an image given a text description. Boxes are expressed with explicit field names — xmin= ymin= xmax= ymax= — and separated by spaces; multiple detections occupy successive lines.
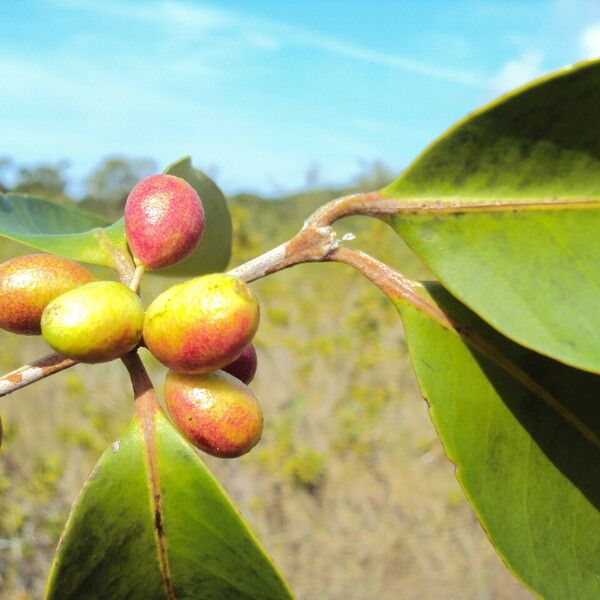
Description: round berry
xmin=165 ymin=369 xmax=263 ymax=458
xmin=124 ymin=174 xmax=205 ymax=269
xmin=41 ymin=281 xmax=144 ymax=363
xmin=223 ymin=343 xmax=257 ymax=384
xmin=144 ymin=273 xmax=259 ymax=374
xmin=0 ymin=254 xmax=96 ymax=335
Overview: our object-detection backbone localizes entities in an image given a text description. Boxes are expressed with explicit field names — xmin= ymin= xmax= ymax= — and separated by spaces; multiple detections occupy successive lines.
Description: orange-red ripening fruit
xmin=0 ymin=254 xmax=96 ymax=335
xmin=165 ymin=370 xmax=263 ymax=458
xmin=143 ymin=273 xmax=259 ymax=374
xmin=124 ymin=174 xmax=205 ymax=269
xmin=223 ymin=343 xmax=257 ymax=384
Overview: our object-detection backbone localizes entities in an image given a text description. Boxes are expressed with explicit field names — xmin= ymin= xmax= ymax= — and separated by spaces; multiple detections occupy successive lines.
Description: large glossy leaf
xmin=392 ymin=281 xmax=600 ymax=599
xmin=46 ymin=398 xmax=293 ymax=599
xmin=381 ymin=58 xmax=600 ymax=372
xmin=154 ymin=156 xmax=232 ymax=276
xmin=0 ymin=194 xmax=126 ymax=266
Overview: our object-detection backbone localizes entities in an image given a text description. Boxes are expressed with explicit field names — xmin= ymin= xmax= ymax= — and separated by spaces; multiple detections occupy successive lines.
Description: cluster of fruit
xmin=0 ymin=175 xmax=263 ymax=458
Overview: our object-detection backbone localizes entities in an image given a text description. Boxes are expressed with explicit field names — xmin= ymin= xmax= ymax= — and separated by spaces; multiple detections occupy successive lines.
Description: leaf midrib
xmin=382 ymin=196 xmax=600 ymax=214
xmin=137 ymin=399 xmax=176 ymax=599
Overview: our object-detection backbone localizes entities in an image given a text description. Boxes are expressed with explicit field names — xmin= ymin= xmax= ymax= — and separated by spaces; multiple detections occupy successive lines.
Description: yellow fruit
xmin=41 ymin=281 xmax=144 ymax=363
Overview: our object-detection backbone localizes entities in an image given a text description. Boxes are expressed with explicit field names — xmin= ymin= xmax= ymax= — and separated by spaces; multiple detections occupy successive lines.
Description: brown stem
xmin=0 ymin=353 xmax=77 ymax=398
xmin=304 ymin=191 xmax=400 ymax=227
xmin=121 ymin=351 xmax=157 ymax=407
xmin=327 ymin=247 xmax=451 ymax=327
xmin=227 ymin=225 xmax=338 ymax=283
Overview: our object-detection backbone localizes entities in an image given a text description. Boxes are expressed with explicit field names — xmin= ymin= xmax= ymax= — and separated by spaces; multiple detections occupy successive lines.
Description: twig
xmin=303 ymin=191 xmax=397 ymax=227
xmin=0 ymin=353 xmax=77 ymax=398
xmin=326 ymin=246 xmax=451 ymax=327
xmin=227 ymin=225 xmax=338 ymax=283
xmin=0 ymin=192 xmax=390 ymax=399
xmin=0 ymin=226 xmax=337 ymax=399
xmin=227 ymin=241 xmax=289 ymax=282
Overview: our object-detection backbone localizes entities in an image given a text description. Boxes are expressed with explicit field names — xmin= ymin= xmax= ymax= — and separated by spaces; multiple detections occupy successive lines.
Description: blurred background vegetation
xmin=0 ymin=157 xmax=532 ymax=599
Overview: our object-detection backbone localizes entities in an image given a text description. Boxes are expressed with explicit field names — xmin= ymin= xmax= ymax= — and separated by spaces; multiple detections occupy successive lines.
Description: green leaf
xmin=46 ymin=403 xmax=293 ymax=599
xmin=392 ymin=282 xmax=600 ymax=600
xmin=0 ymin=194 xmax=127 ymax=267
xmin=151 ymin=156 xmax=232 ymax=276
xmin=381 ymin=58 xmax=600 ymax=372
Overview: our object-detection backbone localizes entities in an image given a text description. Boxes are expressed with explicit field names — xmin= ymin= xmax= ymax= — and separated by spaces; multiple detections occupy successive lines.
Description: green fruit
xmin=164 ymin=370 xmax=263 ymax=458
xmin=41 ymin=281 xmax=144 ymax=363
xmin=144 ymin=273 xmax=259 ymax=374
xmin=0 ymin=254 xmax=96 ymax=335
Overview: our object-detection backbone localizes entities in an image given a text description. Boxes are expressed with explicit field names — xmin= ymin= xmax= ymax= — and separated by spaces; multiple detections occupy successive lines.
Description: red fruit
xmin=223 ymin=344 xmax=257 ymax=384
xmin=165 ymin=370 xmax=263 ymax=458
xmin=124 ymin=174 xmax=205 ymax=269
xmin=0 ymin=254 xmax=96 ymax=335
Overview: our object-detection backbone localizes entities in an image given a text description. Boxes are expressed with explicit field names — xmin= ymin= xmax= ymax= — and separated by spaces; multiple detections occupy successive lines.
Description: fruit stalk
xmin=93 ymin=227 xmax=137 ymax=285
xmin=121 ymin=350 xmax=157 ymax=407
xmin=129 ymin=265 xmax=145 ymax=292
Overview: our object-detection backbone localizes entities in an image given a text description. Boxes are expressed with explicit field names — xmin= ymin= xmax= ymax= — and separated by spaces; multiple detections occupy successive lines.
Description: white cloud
xmin=53 ymin=0 xmax=229 ymax=32
xmin=245 ymin=33 xmax=280 ymax=52
xmin=580 ymin=23 xmax=600 ymax=58
xmin=489 ymin=51 xmax=545 ymax=95
xmin=292 ymin=32 xmax=481 ymax=87
xmin=51 ymin=0 xmax=480 ymax=87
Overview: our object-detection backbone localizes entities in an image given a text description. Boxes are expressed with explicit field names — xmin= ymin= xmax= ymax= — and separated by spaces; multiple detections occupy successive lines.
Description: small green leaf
xmin=0 ymin=193 xmax=127 ymax=267
xmin=46 ymin=403 xmax=293 ymax=599
xmin=151 ymin=156 xmax=232 ymax=276
xmin=393 ymin=282 xmax=600 ymax=600
xmin=381 ymin=58 xmax=600 ymax=372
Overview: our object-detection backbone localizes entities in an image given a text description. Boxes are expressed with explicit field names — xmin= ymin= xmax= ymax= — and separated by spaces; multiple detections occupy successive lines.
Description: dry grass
xmin=0 ymin=214 xmax=534 ymax=599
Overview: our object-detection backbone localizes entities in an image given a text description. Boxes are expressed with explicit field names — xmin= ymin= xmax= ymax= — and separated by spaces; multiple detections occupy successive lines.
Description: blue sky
xmin=3 ymin=0 xmax=600 ymax=195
